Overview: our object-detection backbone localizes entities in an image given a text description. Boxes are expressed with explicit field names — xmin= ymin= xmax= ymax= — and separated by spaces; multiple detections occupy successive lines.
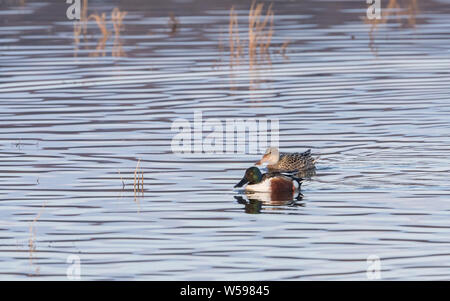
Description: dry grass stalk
xmin=81 ymin=0 xmax=89 ymax=34
xmin=366 ymin=0 xmax=418 ymax=30
xmin=228 ymin=2 xmax=274 ymax=68
xmin=169 ymin=12 xmax=179 ymax=34
xmin=74 ymin=4 xmax=129 ymax=58
xmin=74 ymin=22 xmax=82 ymax=45
xmin=141 ymin=170 xmax=144 ymax=195
xmin=93 ymin=35 xmax=109 ymax=57
xmin=365 ymin=0 xmax=418 ymax=56
xmin=28 ymin=202 xmax=46 ymax=274
xmin=111 ymin=7 xmax=127 ymax=57
xmin=118 ymin=169 xmax=125 ymax=190
xmin=229 ymin=6 xmax=242 ymax=60
xmin=280 ymin=40 xmax=289 ymax=54
xmin=73 ymin=21 xmax=82 ymax=57
xmin=88 ymin=12 xmax=110 ymax=57
xmin=133 ymin=159 xmax=144 ymax=201
xmin=257 ymin=3 xmax=273 ymax=56
xmin=249 ymin=2 xmax=274 ymax=69
xmin=134 ymin=159 xmax=141 ymax=201
xmin=89 ymin=13 xmax=109 ymax=37
xmin=279 ymin=39 xmax=290 ymax=59
xmin=248 ymin=2 xmax=260 ymax=60
xmin=406 ymin=0 xmax=418 ymax=27
xmin=112 ymin=7 xmax=127 ymax=36
xmin=73 ymin=0 xmax=89 ymax=57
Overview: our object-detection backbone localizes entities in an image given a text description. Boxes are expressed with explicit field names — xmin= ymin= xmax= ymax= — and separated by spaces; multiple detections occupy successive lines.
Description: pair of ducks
xmin=234 ymin=147 xmax=317 ymax=193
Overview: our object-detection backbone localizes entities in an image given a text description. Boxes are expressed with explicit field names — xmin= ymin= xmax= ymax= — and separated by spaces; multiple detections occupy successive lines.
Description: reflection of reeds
xmin=81 ymin=0 xmax=89 ymax=34
xmin=141 ymin=170 xmax=144 ymax=195
xmin=118 ymin=169 xmax=125 ymax=190
xmin=169 ymin=12 xmax=179 ymax=35
xmin=229 ymin=6 xmax=242 ymax=61
xmin=227 ymin=2 xmax=275 ymax=69
xmin=227 ymin=2 xmax=276 ymax=90
xmin=134 ymin=159 xmax=144 ymax=202
xmin=134 ymin=159 xmax=140 ymax=200
xmin=366 ymin=0 xmax=419 ymax=55
xmin=28 ymin=202 xmax=46 ymax=275
xmin=112 ymin=7 xmax=127 ymax=57
xmin=405 ymin=0 xmax=418 ymax=27
xmin=88 ymin=12 xmax=110 ymax=57
xmin=112 ymin=7 xmax=127 ymax=35
xmin=248 ymin=2 xmax=273 ymax=65
xmin=370 ymin=0 xmax=419 ymax=28
xmin=73 ymin=0 xmax=89 ymax=57
xmin=73 ymin=22 xmax=82 ymax=57
xmin=74 ymin=22 xmax=82 ymax=45
xmin=278 ymin=39 xmax=289 ymax=59
xmin=89 ymin=13 xmax=109 ymax=36
xmin=73 ymin=4 xmax=127 ymax=58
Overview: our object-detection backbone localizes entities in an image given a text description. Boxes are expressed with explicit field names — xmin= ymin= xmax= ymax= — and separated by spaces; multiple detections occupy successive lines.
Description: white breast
xmin=245 ymin=179 xmax=272 ymax=192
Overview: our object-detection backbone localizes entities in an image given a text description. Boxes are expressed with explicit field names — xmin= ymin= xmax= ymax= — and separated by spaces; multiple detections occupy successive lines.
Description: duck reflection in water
xmin=234 ymin=191 xmax=304 ymax=214
xmin=234 ymin=167 xmax=304 ymax=214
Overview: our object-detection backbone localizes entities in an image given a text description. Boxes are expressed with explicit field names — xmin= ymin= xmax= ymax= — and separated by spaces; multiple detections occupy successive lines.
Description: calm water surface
xmin=1 ymin=0 xmax=450 ymax=280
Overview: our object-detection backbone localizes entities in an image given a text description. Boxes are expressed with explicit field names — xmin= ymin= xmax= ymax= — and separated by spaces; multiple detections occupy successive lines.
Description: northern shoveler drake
xmin=234 ymin=167 xmax=302 ymax=193
xmin=255 ymin=147 xmax=318 ymax=172
xmin=235 ymin=191 xmax=303 ymax=206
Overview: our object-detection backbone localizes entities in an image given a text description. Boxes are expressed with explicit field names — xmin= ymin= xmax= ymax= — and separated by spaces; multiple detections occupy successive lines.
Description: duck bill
xmin=234 ymin=177 xmax=248 ymax=188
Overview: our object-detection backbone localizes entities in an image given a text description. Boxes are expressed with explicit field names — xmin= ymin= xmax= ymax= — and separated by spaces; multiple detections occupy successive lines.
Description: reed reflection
xmin=227 ymin=2 xmax=291 ymax=91
xmin=366 ymin=0 xmax=419 ymax=56
xmin=72 ymin=4 xmax=127 ymax=58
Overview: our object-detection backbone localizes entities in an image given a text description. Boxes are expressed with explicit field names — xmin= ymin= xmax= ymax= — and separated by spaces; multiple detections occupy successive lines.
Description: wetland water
xmin=0 ymin=0 xmax=450 ymax=280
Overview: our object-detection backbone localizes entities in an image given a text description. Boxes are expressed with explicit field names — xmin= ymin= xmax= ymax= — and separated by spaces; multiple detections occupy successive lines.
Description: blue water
xmin=0 ymin=0 xmax=450 ymax=280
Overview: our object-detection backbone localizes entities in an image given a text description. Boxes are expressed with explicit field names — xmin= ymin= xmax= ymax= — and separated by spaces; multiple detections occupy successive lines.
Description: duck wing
xmin=275 ymin=149 xmax=315 ymax=172
xmin=281 ymin=173 xmax=303 ymax=187
xmin=262 ymin=172 xmax=303 ymax=187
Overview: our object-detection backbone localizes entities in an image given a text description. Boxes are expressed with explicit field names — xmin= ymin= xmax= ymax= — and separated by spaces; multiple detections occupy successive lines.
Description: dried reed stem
xmin=118 ymin=169 xmax=125 ymax=190
xmin=89 ymin=13 xmax=109 ymax=37
xmin=82 ymin=0 xmax=89 ymax=34
xmin=141 ymin=171 xmax=144 ymax=195
xmin=279 ymin=39 xmax=289 ymax=56
xmin=112 ymin=7 xmax=127 ymax=37
xmin=365 ymin=0 xmax=418 ymax=57
xmin=88 ymin=12 xmax=110 ymax=57
xmin=29 ymin=202 xmax=46 ymax=269
xmin=134 ymin=159 xmax=141 ymax=201
xmin=111 ymin=7 xmax=127 ymax=57
xmin=229 ymin=6 xmax=242 ymax=59
xmin=169 ymin=12 xmax=179 ymax=34
xmin=227 ymin=1 xmax=275 ymax=69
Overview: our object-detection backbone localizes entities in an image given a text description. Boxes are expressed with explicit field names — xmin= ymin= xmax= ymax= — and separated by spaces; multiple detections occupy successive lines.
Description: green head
xmin=234 ymin=167 xmax=263 ymax=188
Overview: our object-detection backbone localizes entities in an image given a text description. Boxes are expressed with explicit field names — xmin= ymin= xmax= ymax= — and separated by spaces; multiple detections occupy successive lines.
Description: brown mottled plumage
xmin=256 ymin=148 xmax=318 ymax=173
xmin=269 ymin=150 xmax=316 ymax=172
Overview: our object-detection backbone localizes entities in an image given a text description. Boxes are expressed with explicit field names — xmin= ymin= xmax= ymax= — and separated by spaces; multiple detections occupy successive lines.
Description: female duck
xmin=234 ymin=167 xmax=301 ymax=193
xmin=256 ymin=147 xmax=317 ymax=172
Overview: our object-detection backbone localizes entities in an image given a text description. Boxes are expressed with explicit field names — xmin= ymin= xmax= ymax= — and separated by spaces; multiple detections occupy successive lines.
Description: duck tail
xmin=303 ymin=149 xmax=312 ymax=156
xmin=313 ymin=155 xmax=320 ymax=164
